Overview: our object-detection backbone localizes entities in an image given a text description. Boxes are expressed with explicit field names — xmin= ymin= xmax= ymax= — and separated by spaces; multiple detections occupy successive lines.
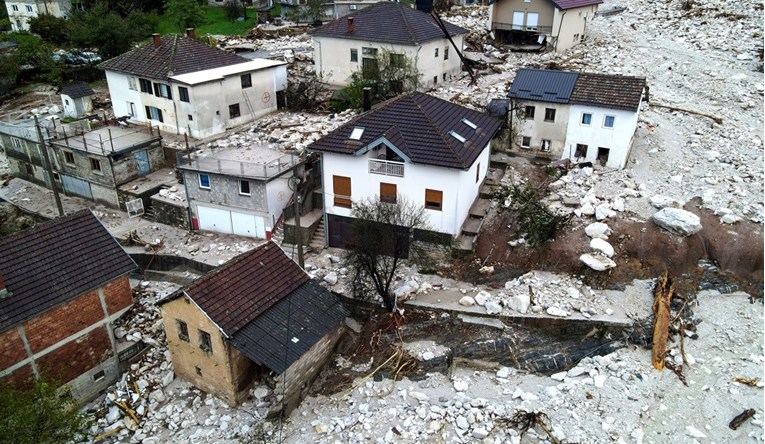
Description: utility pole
xmin=34 ymin=116 xmax=65 ymax=217
xmin=291 ymin=172 xmax=304 ymax=269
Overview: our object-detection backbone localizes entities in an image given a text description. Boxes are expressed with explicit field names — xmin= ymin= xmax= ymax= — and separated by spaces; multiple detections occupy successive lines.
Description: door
xmin=61 ymin=175 xmax=93 ymax=199
xmin=133 ymin=150 xmax=150 ymax=176
xmin=198 ymin=206 xmax=233 ymax=234
xmin=597 ymin=147 xmax=610 ymax=166
xmin=512 ymin=11 xmax=524 ymax=30
xmin=526 ymin=12 xmax=539 ymax=31
xmin=231 ymin=211 xmax=267 ymax=238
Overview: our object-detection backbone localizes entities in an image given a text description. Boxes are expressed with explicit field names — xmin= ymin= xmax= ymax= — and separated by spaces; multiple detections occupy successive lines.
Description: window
xmin=199 ymin=330 xmax=212 ymax=353
xmin=444 ymin=47 xmax=449 ymax=60
xmin=433 ymin=75 xmax=438 ymax=85
xmin=64 ymin=151 xmax=75 ymax=165
xmin=380 ymin=183 xmax=397 ymax=204
xmin=350 ymin=127 xmax=364 ymax=140
xmin=177 ymin=320 xmax=189 ymax=342
xmin=521 ymin=136 xmax=531 ymax=148
xmin=350 ymin=48 xmax=358 ymax=62
xmin=24 ymin=163 xmax=33 ymax=175
xmin=604 ymin=115 xmax=615 ymax=128
xmin=544 ymin=108 xmax=556 ymax=122
xmin=575 ymin=144 xmax=588 ymax=158
xmin=90 ymin=158 xmax=102 ymax=172
xmin=93 ymin=370 xmax=105 ymax=381
xmin=229 ymin=103 xmax=241 ymax=119
xmin=541 ymin=139 xmax=551 ymax=152
xmin=443 ymin=73 xmax=447 ymax=81
xmin=362 ymin=47 xmax=377 ymax=57
xmin=462 ymin=118 xmax=477 ymax=130
xmin=178 ymin=86 xmax=190 ymax=102
xmin=188 ymin=114 xmax=193 ymax=121
xmin=333 ymin=175 xmax=351 ymax=208
xmin=128 ymin=77 xmax=137 ymax=91
xmin=239 ymin=179 xmax=251 ymax=195
xmin=139 ymin=78 xmax=152 ymax=93
xmin=10 ymin=137 xmax=22 ymax=149
xmin=153 ymin=82 xmax=172 ymax=99
xmin=241 ymin=73 xmax=252 ymax=88
xmin=145 ymin=106 xmax=163 ymax=122
xmin=26 ymin=5 xmax=33 ymax=12
xmin=573 ymin=33 xmax=580 ymax=42
xmin=195 ymin=366 xmax=203 ymax=376
xmin=581 ymin=113 xmax=592 ymax=125
xmin=199 ymin=174 xmax=211 ymax=189
xmin=449 ymin=131 xmax=466 ymax=143
xmin=65 ymin=99 xmax=70 ymax=105
xmin=425 ymin=189 xmax=442 ymax=211
xmin=476 ymin=162 xmax=480 ymax=183
xmin=52 ymin=173 xmax=60 ymax=182
xmin=524 ymin=105 xmax=535 ymax=118
xmin=389 ymin=53 xmax=405 ymax=68
xmin=11 ymin=5 xmax=18 ymax=11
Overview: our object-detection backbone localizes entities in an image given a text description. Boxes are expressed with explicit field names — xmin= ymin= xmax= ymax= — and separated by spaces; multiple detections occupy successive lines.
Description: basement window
xmin=229 ymin=103 xmax=241 ymax=119
xmin=449 ymin=131 xmax=466 ymax=143
xmin=521 ymin=136 xmax=531 ymax=148
xmin=93 ymin=370 xmax=105 ymax=381
xmin=199 ymin=330 xmax=212 ymax=353
xmin=349 ymin=127 xmax=364 ymax=140
xmin=461 ymin=118 xmax=477 ymax=130
xmin=24 ymin=163 xmax=33 ymax=175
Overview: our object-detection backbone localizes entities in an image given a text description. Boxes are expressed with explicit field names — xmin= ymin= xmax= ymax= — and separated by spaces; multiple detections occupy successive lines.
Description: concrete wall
xmin=564 ymin=104 xmax=639 ymax=168
xmin=0 ymin=275 xmax=133 ymax=404
xmin=511 ymin=100 xmax=570 ymax=160
xmin=552 ymin=5 xmax=598 ymax=52
xmin=183 ymin=170 xmax=268 ymax=211
xmin=62 ymin=95 xmax=93 ymax=119
xmin=7 ymin=0 xmax=70 ymax=31
xmin=312 ymin=35 xmax=464 ymax=87
xmin=320 ymin=143 xmax=490 ymax=236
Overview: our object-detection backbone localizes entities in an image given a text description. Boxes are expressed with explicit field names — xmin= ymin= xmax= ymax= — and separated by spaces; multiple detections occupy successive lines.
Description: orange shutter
xmin=425 ymin=189 xmax=442 ymax=211
xmin=333 ymin=176 xmax=352 ymax=208
xmin=380 ymin=183 xmax=397 ymax=203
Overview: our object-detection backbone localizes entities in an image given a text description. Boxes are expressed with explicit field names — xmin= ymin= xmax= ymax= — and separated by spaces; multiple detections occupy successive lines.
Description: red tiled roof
xmin=570 ymin=72 xmax=646 ymax=112
xmin=308 ymin=92 xmax=501 ymax=170
xmin=0 ymin=210 xmax=137 ymax=332
xmin=99 ymin=35 xmax=250 ymax=80
xmin=169 ymin=242 xmax=309 ymax=336
xmin=311 ymin=2 xmax=467 ymax=45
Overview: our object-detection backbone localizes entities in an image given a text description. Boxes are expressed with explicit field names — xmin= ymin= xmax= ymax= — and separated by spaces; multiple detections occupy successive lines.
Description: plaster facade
xmin=6 ymin=0 xmax=70 ymax=31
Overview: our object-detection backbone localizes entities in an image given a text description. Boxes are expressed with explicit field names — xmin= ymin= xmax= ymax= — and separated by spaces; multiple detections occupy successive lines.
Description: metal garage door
xmin=198 ymin=206 xmax=233 ymax=234
xmin=231 ymin=211 xmax=266 ymax=238
xmin=62 ymin=175 xmax=93 ymax=199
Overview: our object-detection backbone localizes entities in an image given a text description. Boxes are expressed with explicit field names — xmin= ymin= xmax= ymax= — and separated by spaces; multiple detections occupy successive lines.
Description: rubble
xmin=650 ymin=207 xmax=703 ymax=236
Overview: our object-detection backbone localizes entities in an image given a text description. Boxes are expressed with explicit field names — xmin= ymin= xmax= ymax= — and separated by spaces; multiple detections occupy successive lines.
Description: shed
xmin=60 ymin=82 xmax=95 ymax=118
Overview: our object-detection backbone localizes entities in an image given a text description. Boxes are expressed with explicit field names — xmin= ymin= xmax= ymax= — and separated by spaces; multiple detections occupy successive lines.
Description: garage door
xmin=231 ymin=211 xmax=266 ymax=238
xmin=198 ymin=206 xmax=233 ymax=234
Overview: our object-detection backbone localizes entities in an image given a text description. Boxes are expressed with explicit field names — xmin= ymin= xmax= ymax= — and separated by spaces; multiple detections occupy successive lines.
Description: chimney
xmin=152 ymin=33 xmax=161 ymax=48
xmin=347 ymin=17 xmax=354 ymax=34
xmin=362 ymin=87 xmax=372 ymax=112
xmin=186 ymin=28 xmax=196 ymax=40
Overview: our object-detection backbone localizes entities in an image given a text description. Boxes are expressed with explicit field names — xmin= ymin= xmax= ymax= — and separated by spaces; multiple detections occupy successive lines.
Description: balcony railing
xmin=369 ymin=159 xmax=404 ymax=177
xmin=491 ymin=22 xmax=553 ymax=34
xmin=178 ymin=153 xmax=299 ymax=180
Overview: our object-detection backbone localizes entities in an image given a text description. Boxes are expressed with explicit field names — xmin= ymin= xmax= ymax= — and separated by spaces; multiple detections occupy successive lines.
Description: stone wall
xmin=151 ymin=197 xmax=190 ymax=230
xmin=183 ymin=170 xmax=267 ymax=212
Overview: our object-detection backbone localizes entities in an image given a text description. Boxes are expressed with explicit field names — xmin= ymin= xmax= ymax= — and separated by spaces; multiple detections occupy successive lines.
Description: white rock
xmin=551 ymin=371 xmax=567 ymax=381
xmin=474 ymin=291 xmax=490 ymax=306
xmin=720 ymin=214 xmax=741 ymax=224
xmin=107 ymin=405 xmax=122 ymax=423
xmin=590 ymin=238 xmax=615 ymax=257
xmin=253 ymin=386 xmax=269 ymax=400
xmin=546 ymin=306 xmax=568 ymax=317
xmin=456 ymin=415 xmax=469 ymax=430
xmin=161 ymin=371 xmax=174 ymax=387
xmin=458 ymin=296 xmax=475 ymax=306
xmin=478 ymin=265 xmax=494 ymax=275
xmin=472 ymin=428 xmax=489 ymax=439
xmin=484 ymin=301 xmax=502 ymax=315
xmin=453 ymin=380 xmax=469 ymax=392
xmin=567 ymin=288 xmax=581 ymax=299
xmin=585 ymin=222 xmax=611 ymax=239
xmin=314 ymin=422 xmax=329 ymax=434
xmin=580 ymin=253 xmax=616 ymax=271
xmin=149 ymin=389 xmax=166 ymax=403
xmin=595 ymin=203 xmax=616 ymax=220
xmin=594 ymin=374 xmax=608 ymax=388
xmin=323 ymin=272 xmax=338 ymax=285
xmin=651 ymin=208 xmax=702 ymax=236
xmin=410 ymin=391 xmax=430 ymax=403
xmin=497 ymin=367 xmax=511 ymax=378
xmin=649 ymin=195 xmax=684 ymax=209
xmin=506 ymin=294 xmax=530 ymax=314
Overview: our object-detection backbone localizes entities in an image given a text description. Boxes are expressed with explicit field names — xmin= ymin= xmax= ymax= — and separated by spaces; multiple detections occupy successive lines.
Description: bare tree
xmin=345 ymin=196 xmax=430 ymax=311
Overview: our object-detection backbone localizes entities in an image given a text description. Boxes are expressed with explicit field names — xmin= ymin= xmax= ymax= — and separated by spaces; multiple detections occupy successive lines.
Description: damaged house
xmin=0 ymin=210 xmax=138 ymax=403
xmin=311 ymin=2 xmax=468 ymax=88
xmin=507 ymin=68 xmax=646 ymax=169
xmin=488 ymin=0 xmax=602 ymax=51
xmin=99 ymin=30 xmax=287 ymax=139
xmin=158 ymin=241 xmax=347 ymax=410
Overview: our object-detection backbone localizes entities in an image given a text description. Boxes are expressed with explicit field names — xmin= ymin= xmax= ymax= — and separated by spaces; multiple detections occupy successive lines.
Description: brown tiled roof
xmin=166 ymin=241 xmax=309 ymax=336
xmin=311 ymin=2 xmax=468 ymax=45
xmin=60 ymin=82 xmax=95 ymax=99
xmin=0 ymin=210 xmax=138 ymax=332
xmin=549 ymin=0 xmax=603 ymax=10
xmin=570 ymin=72 xmax=646 ymax=112
xmin=98 ymin=35 xmax=250 ymax=80
xmin=308 ymin=92 xmax=502 ymax=169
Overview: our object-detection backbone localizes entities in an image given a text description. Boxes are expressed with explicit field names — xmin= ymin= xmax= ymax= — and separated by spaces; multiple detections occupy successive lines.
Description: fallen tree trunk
xmin=651 ymin=272 xmax=674 ymax=371
xmin=729 ymin=408 xmax=756 ymax=430
xmin=650 ymin=102 xmax=723 ymax=125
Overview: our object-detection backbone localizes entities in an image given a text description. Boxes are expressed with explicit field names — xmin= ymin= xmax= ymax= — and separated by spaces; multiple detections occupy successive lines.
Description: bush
xmin=493 ymin=183 xmax=571 ymax=247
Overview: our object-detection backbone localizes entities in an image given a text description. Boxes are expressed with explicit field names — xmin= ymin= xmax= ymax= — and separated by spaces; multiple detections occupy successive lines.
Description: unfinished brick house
xmin=158 ymin=241 xmax=348 ymax=410
xmin=0 ymin=210 xmax=138 ymax=403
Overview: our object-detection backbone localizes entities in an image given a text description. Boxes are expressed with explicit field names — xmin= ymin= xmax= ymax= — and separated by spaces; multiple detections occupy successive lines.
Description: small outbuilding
xmin=60 ymin=82 xmax=95 ymax=118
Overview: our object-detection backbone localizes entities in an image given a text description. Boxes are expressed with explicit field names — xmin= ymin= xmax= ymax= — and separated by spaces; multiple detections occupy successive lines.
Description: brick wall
xmin=103 ymin=276 xmax=133 ymax=315
xmin=0 ymin=328 xmax=27 ymax=369
xmin=0 ymin=363 xmax=34 ymax=388
xmin=25 ymin=290 xmax=102 ymax=353
xmin=35 ymin=326 xmax=111 ymax=384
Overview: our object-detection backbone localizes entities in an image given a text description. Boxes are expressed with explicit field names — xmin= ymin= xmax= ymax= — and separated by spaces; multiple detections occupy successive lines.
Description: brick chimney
xmin=152 ymin=33 xmax=161 ymax=48
xmin=186 ymin=28 xmax=195 ymax=40
xmin=347 ymin=17 xmax=354 ymax=34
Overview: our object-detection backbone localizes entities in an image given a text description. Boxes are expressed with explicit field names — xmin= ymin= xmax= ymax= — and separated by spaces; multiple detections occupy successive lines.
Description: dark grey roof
xmin=0 ymin=210 xmax=138 ymax=332
xmin=230 ymin=280 xmax=348 ymax=373
xmin=309 ymin=92 xmax=502 ymax=170
xmin=60 ymin=82 xmax=95 ymax=99
xmin=507 ymin=68 xmax=579 ymax=103
xmin=311 ymin=2 xmax=468 ymax=45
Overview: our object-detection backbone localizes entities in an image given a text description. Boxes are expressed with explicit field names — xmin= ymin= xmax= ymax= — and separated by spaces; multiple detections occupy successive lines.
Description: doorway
xmin=597 ymin=147 xmax=610 ymax=166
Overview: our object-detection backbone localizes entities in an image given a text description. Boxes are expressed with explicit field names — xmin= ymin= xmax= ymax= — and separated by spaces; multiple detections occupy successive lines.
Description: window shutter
xmin=380 ymin=183 xmax=397 ymax=203
xmin=145 ymin=106 xmax=150 ymax=119
xmin=333 ymin=176 xmax=352 ymax=207
xmin=425 ymin=189 xmax=443 ymax=210
xmin=157 ymin=109 xmax=164 ymax=123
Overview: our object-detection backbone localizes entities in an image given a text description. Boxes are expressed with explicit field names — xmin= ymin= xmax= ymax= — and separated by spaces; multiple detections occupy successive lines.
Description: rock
xmin=546 ymin=306 xmax=568 ymax=317
xmin=595 ymin=203 xmax=616 ymax=220
xmin=590 ymin=238 xmax=614 ymax=257
xmin=107 ymin=405 xmax=122 ymax=423
xmin=472 ymin=428 xmax=489 ymax=439
xmin=551 ymin=371 xmax=567 ymax=381
xmin=314 ymin=422 xmax=329 ymax=434
xmin=594 ymin=374 xmax=608 ymax=388
xmin=497 ymin=367 xmax=511 ymax=378
xmin=484 ymin=301 xmax=502 ymax=315
xmin=123 ymin=415 xmax=139 ymax=431
xmin=585 ymin=222 xmax=611 ymax=239
xmin=474 ymin=291 xmax=490 ymax=306
xmin=410 ymin=391 xmax=430 ymax=402
xmin=506 ymin=293 xmax=530 ymax=314
xmin=345 ymin=317 xmax=363 ymax=333
xmin=649 ymin=195 xmax=685 ymax=209
xmin=580 ymin=203 xmax=596 ymax=216
xmin=478 ymin=265 xmax=494 ymax=275
xmin=421 ymin=351 xmax=435 ymax=361
xmin=651 ymin=208 xmax=702 ymax=236
xmin=453 ymin=379 xmax=468 ymax=392
xmin=567 ymin=288 xmax=581 ymax=299
xmin=720 ymin=214 xmax=741 ymax=224
xmin=455 ymin=415 xmax=469 ymax=430
xmin=149 ymin=389 xmax=166 ymax=403
xmin=323 ymin=272 xmax=338 ymax=285
xmin=580 ymin=253 xmax=616 ymax=271
xmin=459 ymin=296 xmax=475 ymax=306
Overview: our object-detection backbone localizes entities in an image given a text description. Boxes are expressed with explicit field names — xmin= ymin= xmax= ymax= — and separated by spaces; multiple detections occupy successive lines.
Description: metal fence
xmin=178 ymin=152 xmax=299 ymax=179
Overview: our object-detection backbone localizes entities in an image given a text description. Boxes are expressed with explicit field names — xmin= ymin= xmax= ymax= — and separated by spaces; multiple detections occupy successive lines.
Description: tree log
xmin=651 ymin=272 xmax=674 ymax=371
xmin=650 ymin=103 xmax=723 ymax=125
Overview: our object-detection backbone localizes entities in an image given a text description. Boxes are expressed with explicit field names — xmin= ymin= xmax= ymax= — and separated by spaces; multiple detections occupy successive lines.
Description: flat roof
xmin=178 ymin=144 xmax=299 ymax=180
xmin=170 ymin=59 xmax=287 ymax=86
xmin=52 ymin=126 xmax=160 ymax=155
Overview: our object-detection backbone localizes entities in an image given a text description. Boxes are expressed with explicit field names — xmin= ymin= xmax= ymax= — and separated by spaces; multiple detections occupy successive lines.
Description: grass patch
xmin=0 ymin=32 xmax=43 ymax=45
xmin=157 ymin=6 xmax=259 ymax=36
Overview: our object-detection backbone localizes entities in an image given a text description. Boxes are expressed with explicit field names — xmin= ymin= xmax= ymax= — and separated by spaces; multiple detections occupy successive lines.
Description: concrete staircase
xmin=454 ymin=166 xmax=504 ymax=255
xmin=271 ymin=214 xmax=325 ymax=256
xmin=309 ymin=216 xmax=325 ymax=251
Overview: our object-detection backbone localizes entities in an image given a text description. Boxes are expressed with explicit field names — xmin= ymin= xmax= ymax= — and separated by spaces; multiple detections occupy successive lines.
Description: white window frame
xmin=541 ymin=139 xmax=551 ymax=152
xmin=199 ymin=173 xmax=211 ymax=189
xmin=25 ymin=5 xmax=33 ymax=12
xmin=581 ymin=112 xmax=592 ymax=126
xmin=603 ymin=115 xmax=615 ymax=128
xmin=520 ymin=136 xmax=531 ymax=149
xmin=239 ymin=179 xmax=251 ymax=196
xmin=11 ymin=5 xmax=19 ymax=11
xmin=127 ymin=77 xmax=137 ymax=91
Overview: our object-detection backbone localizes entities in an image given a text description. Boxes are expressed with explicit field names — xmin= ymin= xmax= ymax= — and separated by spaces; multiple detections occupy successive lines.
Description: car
xmin=79 ymin=52 xmax=102 ymax=64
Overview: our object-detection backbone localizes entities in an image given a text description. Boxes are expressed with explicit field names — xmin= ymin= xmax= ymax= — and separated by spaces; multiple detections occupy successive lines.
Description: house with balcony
xmin=507 ymin=68 xmax=646 ymax=169
xmin=488 ymin=0 xmax=602 ymax=52
xmin=311 ymin=2 xmax=468 ymax=88
xmin=308 ymin=91 xmax=501 ymax=248
xmin=177 ymin=144 xmax=302 ymax=239
xmin=5 ymin=0 xmax=71 ymax=31
xmin=99 ymin=30 xmax=287 ymax=139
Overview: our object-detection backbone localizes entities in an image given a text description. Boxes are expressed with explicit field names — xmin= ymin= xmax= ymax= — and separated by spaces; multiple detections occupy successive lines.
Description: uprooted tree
xmin=345 ymin=196 xmax=430 ymax=311
xmin=492 ymin=182 xmax=571 ymax=247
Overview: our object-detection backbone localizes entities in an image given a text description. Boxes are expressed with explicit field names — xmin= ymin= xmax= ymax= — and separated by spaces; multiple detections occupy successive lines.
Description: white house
xmin=487 ymin=0 xmax=602 ymax=52
xmin=507 ymin=68 xmax=646 ymax=169
xmin=99 ymin=31 xmax=287 ymax=139
xmin=6 ymin=0 xmax=71 ymax=31
xmin=60 ymin=82 xmax=95 ymax=118
xmin=308 ymin=92 xmax=501 ymax=247
xmin=311 ymin=2 xmax=468 ymax=88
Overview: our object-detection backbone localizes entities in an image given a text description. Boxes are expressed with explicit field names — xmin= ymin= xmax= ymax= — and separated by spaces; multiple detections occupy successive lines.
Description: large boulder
xmin=651 ymin=208 xmax=702 ymax=236
xmin=580 ymin=253 xmax=616 ymax=271
xmin=590 ymin=238 xmax=615 ymax=257
xmin=585 ymin=222 xmax=611 ymax=239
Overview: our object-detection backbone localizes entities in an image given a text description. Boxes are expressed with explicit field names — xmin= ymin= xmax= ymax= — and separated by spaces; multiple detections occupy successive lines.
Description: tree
xmin=283 ymin=71 xmax=329 ymax=111
xmin=492 ymin=182 xmax=571 ymax=247
xmin=0 ymin=378 xmax=91 ymax=444
xmin=224 ymin=0 xmax=248 ymax=22
xmin=344 ymin=196 xmax=431 ymax=311
xmin=164 ymin=0 xmax=206 ymax=33
xmin=28 ymin=13 xmax=71 ymax=45
xmin=287 ymin=0 xmax=324 ymax=24
xmin=68 ymin=4 xmax=158 ymax=59
xmin=14 ymin=36 xmax=63 ymax=84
